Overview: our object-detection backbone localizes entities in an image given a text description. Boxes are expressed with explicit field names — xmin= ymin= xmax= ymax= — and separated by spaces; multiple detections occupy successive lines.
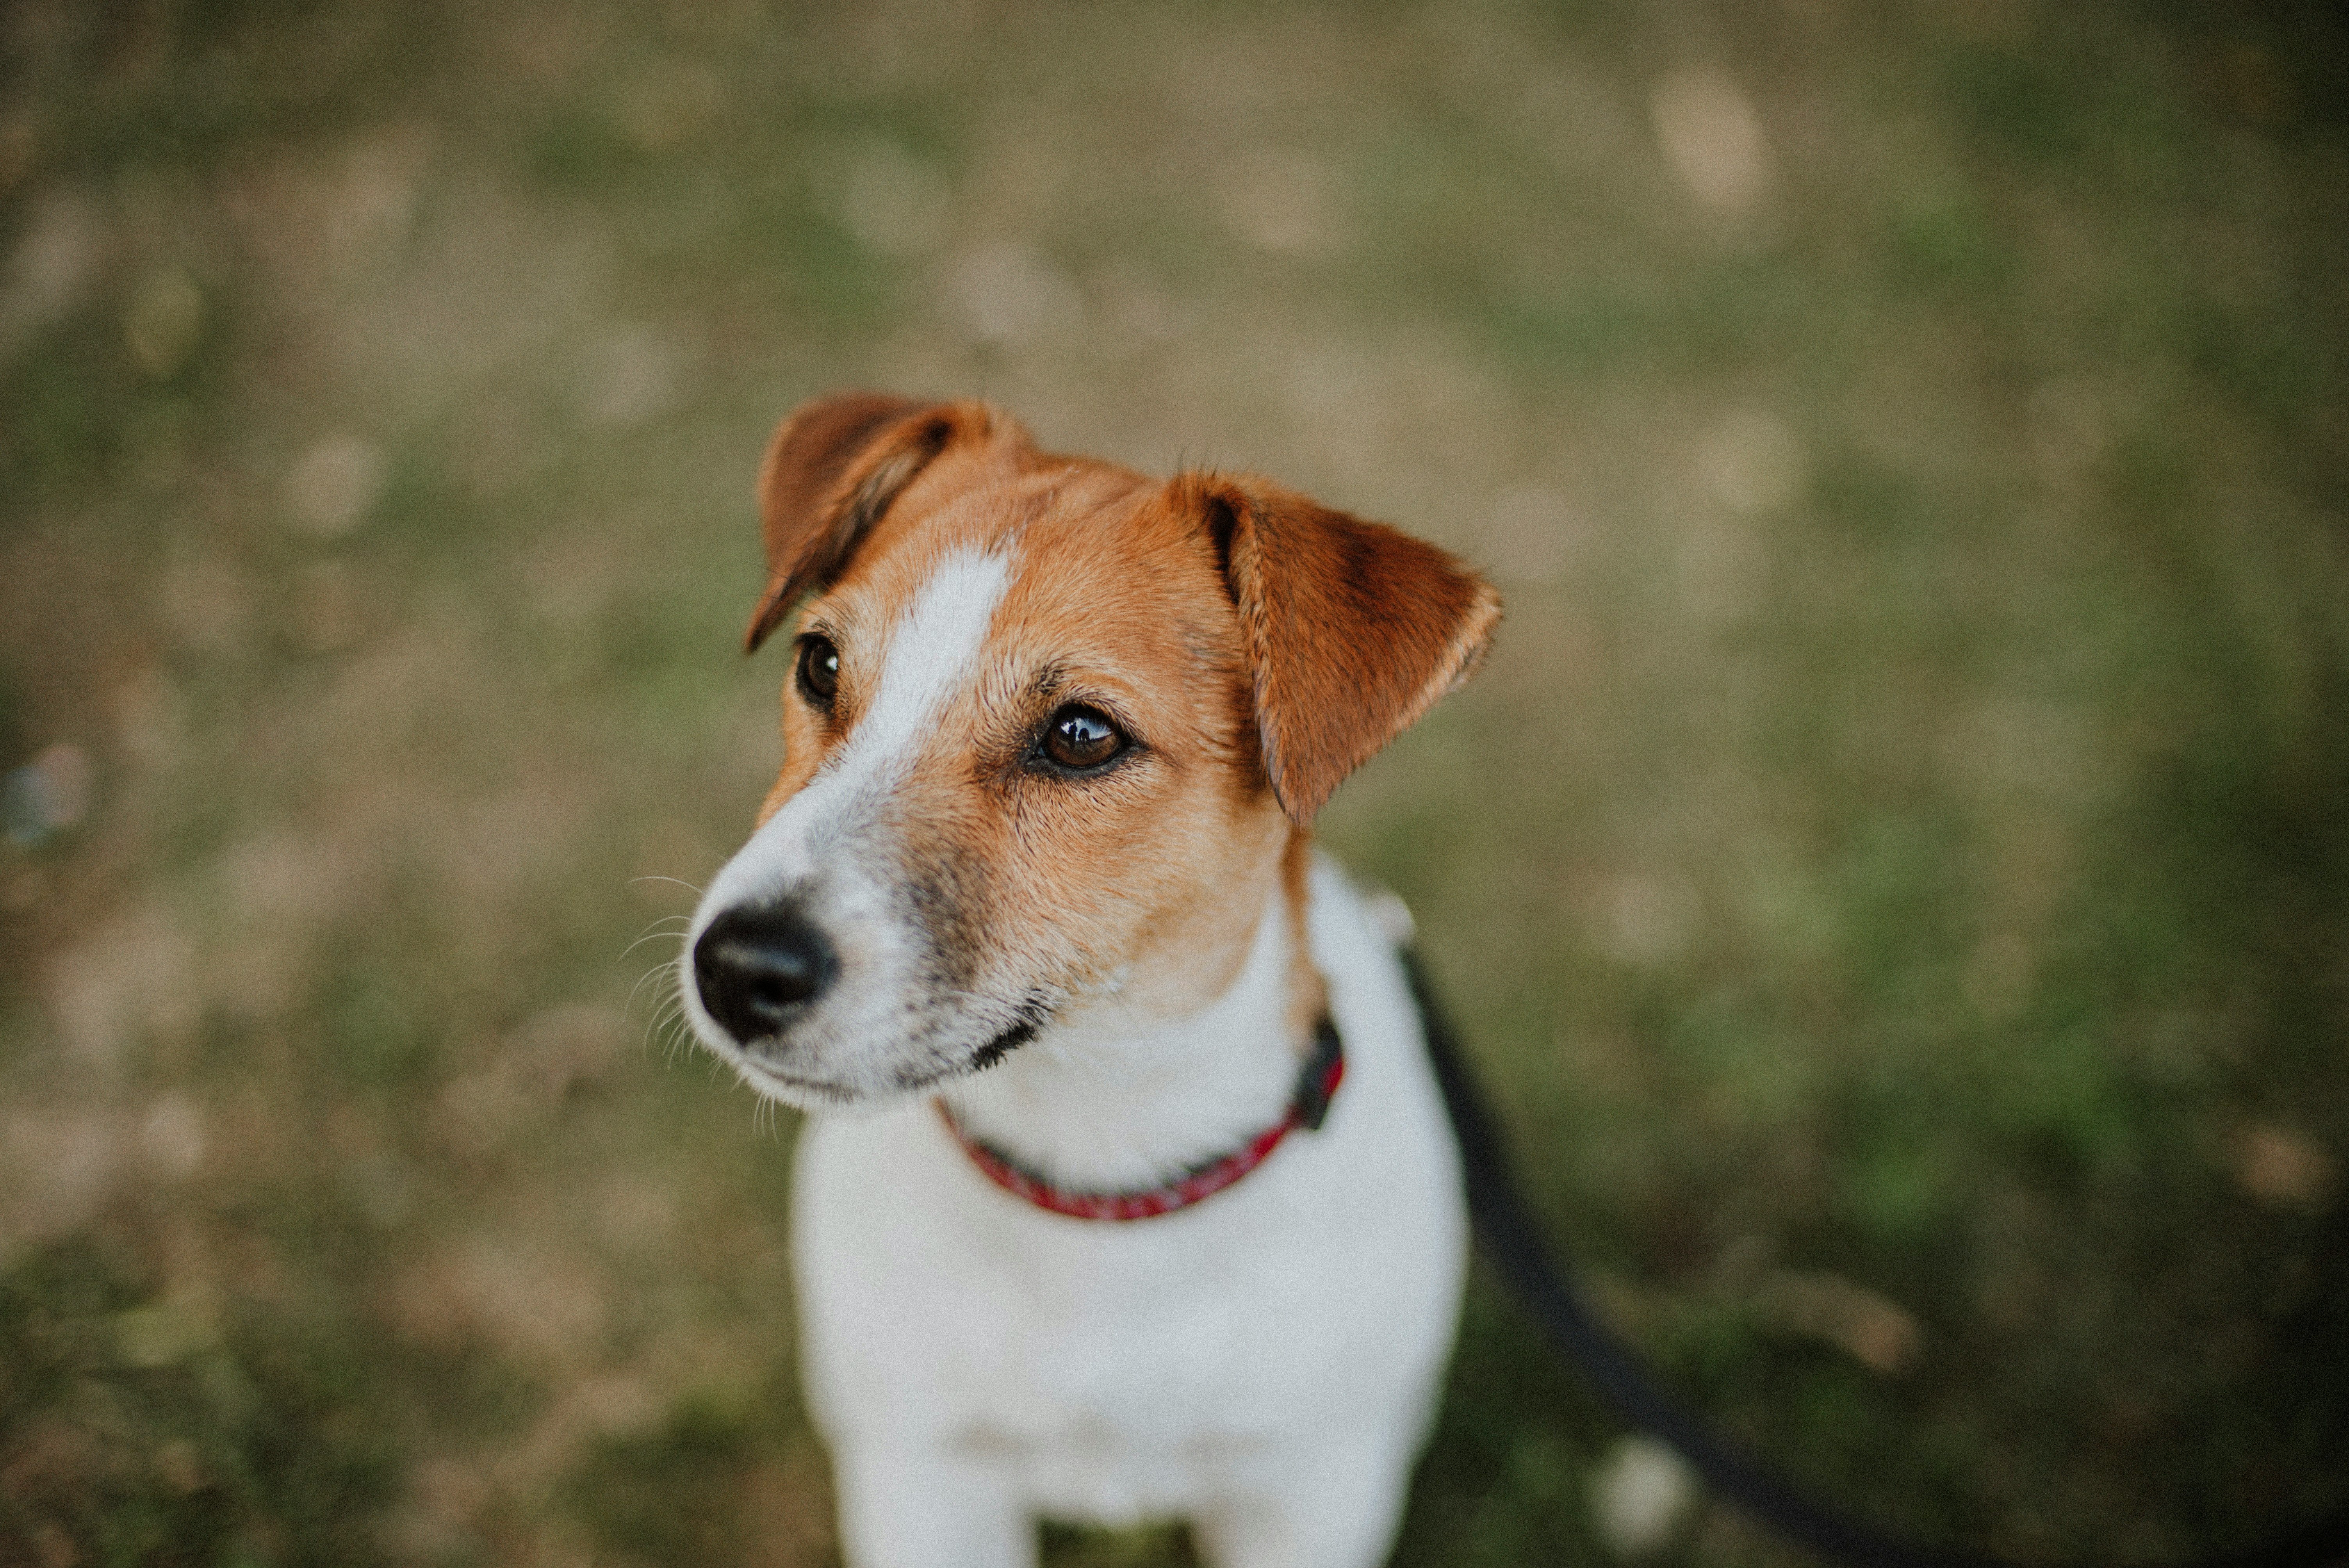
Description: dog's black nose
xmin=693 ymin=903 xmax=836 ymax=1044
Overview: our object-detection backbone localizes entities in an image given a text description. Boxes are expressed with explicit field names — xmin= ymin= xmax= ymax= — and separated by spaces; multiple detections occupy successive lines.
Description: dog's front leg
xmin=829 ymin=1440 xmax=1033 ymax=1568
xmin=1193 ymin=1427 xmax=1419 ymax=1568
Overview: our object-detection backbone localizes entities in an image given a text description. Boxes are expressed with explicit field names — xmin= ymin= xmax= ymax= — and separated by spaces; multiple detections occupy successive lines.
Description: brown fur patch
xmin=743 ymin=395 xmax=1015 ymax=653
xmin=1169 ymin=472 xmax=1501 ymax=823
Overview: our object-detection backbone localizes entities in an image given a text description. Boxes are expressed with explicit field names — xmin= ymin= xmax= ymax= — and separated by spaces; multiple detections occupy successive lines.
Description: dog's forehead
xmin=829 ymin=456 xmax=1234 ymax=679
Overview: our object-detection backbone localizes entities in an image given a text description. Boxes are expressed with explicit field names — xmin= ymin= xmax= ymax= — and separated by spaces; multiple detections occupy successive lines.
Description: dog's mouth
xmin=870 ymin=990 xmax=1059 ymax=1093
xmin=727 ymin=1053 xmax=864 ymax=1107
xmin=702 ymin=989 xmax=1060 ymax=1108
xmin=965 ymin=992 xmax=1056 ymax=1073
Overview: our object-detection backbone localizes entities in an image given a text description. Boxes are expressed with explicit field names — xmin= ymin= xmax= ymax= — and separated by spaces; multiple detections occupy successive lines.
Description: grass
xmin=2 ymin=0 xmax=2345 ymax=1563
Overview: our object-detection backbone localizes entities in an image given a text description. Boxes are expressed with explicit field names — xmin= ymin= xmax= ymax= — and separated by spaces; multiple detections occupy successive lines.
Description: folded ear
xmin=744 ymin=394 xmax=998 ymax=652
xmin=1173 ymin=473 xmax=1501 ymax=823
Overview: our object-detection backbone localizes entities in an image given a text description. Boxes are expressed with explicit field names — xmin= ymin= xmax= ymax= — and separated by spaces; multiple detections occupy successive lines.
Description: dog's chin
xmin=722 ymin=1049 xmax=879 ymax=1113
xmin=693 ymin=1015 xmax=1041 ymax=1118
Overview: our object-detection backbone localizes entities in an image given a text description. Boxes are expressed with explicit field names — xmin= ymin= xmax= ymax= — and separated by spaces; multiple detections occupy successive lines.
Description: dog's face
xmin=680 ymin=396 xmax=1498 ymax=1109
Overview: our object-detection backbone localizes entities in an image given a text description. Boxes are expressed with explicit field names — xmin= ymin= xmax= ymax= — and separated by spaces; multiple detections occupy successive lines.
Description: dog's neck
xmin=936 ymin=866 xmax=1319 ymax=1190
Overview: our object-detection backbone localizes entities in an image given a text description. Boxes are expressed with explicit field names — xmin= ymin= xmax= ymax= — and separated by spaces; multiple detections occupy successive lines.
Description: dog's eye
xmin=1039 ymin=705 xmax=1125 ymax=771
xmin=796 ymin=636 xmax=841 ymax=711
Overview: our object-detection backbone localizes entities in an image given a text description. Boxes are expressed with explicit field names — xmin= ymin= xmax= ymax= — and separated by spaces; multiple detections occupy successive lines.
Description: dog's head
xmin=678 ymin=394 xmax=1499 ymax=1108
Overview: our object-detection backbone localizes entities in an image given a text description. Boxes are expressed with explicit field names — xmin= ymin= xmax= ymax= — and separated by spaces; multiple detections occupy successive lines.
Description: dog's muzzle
xmin=693 ymin=900 xmax=837 ymax=1047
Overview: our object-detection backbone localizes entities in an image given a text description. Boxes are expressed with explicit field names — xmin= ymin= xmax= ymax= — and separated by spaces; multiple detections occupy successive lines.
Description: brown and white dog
xmin=678 ymin=394 xmax=1499 ymax=1568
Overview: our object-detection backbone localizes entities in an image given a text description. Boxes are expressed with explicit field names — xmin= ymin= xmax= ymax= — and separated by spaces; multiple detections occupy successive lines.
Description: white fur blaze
xmin=682 ymin=547 xmax=1017 ymax=1104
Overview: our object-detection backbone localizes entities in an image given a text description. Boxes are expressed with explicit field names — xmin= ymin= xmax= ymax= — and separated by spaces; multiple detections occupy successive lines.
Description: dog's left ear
xmin=1174 ymin=474 xmax=1501 ymax=824
xmin=744 ymin=394 xmax=1005 ymax=653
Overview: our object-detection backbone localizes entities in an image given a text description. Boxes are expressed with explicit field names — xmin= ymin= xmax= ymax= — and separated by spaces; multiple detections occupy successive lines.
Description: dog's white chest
xmin=788 ymin=866 xmax=1467 ymax=1529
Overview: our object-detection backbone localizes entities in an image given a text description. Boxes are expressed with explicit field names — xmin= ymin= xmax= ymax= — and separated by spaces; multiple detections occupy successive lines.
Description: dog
xmin=678 ymin=394 xmax=1500 ymax=1568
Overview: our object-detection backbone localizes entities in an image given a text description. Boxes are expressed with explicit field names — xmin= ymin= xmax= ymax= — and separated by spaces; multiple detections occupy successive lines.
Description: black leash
xmin=1400 ymin=949 xmax=2349 ymax=1568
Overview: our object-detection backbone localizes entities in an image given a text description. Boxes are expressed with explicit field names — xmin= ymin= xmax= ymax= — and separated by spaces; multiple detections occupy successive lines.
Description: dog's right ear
xmin=745 ymin=394 xmax=991 ymax=653
xmin=1172 ymin=472 xmax=1501 ymax=824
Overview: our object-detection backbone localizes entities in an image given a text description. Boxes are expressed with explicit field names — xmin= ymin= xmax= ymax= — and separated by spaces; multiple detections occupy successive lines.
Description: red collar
xmin=939 ymin=1017 xmax=1345 ymax=1222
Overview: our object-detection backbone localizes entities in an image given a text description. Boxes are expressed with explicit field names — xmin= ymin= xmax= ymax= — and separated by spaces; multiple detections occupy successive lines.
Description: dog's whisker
xmin=625 ymin=960 xmax=683 ymax=1016
xmin=628 ymin=912 xmax=696 ymax=935
xmin=636 ymin=998 xmax=691 ymax=1061
xmin=646 ymin=994 xmax=697 ymax=1064
xmin=628 ymin=874 xmax=708 ymax=896
xmin=1110 ymin=992 xmax=1151 ymax=1052
xmin=619 ymin=930 xmax=689 ymax=963
xmin=619 ymin=917 xmax=692 ymax=955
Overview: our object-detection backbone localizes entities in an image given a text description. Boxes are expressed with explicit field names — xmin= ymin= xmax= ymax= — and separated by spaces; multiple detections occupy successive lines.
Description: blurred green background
xmin=3 ymin=1 xmax=2346 ymax=1564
